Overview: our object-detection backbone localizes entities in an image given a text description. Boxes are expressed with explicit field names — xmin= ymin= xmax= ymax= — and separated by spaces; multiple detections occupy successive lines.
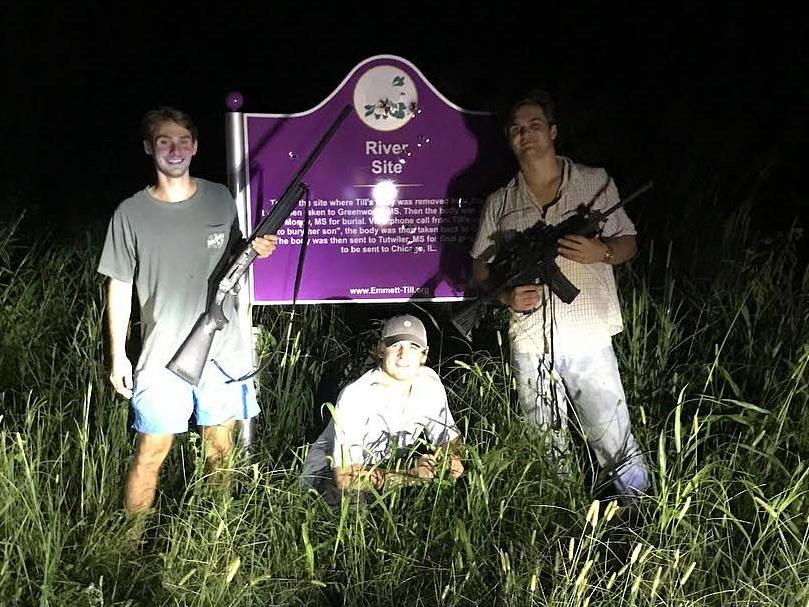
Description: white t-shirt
xmin=302 ymin=366 xmax=460 ymax=480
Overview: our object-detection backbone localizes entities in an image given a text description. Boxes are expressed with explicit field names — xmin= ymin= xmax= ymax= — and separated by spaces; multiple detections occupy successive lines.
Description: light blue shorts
xmin=131 ymin=362 xmax=259 ymax=434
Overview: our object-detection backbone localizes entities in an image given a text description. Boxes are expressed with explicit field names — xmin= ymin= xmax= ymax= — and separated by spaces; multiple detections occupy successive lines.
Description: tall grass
xmin=1 ymin=202 xmax=808 ymax=606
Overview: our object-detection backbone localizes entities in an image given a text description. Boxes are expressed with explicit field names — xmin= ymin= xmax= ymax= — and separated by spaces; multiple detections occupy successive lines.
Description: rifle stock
xmin=167 ymin=105 xmax=351 ymax=385
xmin=167 ymin=302 xmax=228 ymax=384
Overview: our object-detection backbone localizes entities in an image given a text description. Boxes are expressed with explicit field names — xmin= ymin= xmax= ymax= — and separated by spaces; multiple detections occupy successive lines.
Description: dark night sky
xmin=4 ymin=2 xmax=808 ymax=236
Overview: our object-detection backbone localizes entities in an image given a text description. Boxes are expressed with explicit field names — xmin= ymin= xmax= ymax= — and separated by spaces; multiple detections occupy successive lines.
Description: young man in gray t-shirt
xmin=97 ymin=107 xmax=278 ymax=518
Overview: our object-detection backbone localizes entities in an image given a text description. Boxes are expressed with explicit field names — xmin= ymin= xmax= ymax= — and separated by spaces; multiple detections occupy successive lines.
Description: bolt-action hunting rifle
xmin=167 ymin=105 xmax=351 ymax=385
xmin=451 ymin=181 xmax=653 ymax=338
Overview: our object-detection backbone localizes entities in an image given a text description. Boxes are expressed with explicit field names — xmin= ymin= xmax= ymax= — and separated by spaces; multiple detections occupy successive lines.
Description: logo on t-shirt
xmin=207 ymin=232 xmax=226 ymax=249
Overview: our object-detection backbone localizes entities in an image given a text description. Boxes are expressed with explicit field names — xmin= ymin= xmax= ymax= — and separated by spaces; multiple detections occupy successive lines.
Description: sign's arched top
xmin=253 ymin=54 xmax=490 ymax=119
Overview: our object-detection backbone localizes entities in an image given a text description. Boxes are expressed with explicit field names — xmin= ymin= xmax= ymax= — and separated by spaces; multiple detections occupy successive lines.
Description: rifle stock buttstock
xmin=166 ymin=311 xmax=224 ymax=386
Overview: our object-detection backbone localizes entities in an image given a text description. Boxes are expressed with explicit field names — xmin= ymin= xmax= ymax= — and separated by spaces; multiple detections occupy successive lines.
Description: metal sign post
xmin=224 ymin=93 xmax=257 ymax=450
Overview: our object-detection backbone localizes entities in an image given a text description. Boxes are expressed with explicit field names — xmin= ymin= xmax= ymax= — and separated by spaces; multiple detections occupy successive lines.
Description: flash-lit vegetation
xmin=1 ymin=198 xmax=808 ymax=606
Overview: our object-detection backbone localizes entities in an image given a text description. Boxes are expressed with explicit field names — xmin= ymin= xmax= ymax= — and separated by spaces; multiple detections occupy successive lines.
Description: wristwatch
xmin=602 ymin=243 xmax=613 ymax=263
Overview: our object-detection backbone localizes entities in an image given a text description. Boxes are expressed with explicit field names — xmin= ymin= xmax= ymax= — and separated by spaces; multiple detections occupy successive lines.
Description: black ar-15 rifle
xmin=167 ymin=104 xmax=351 ymax=385
xmin=451 ymin=180 xmax=653 ymax=338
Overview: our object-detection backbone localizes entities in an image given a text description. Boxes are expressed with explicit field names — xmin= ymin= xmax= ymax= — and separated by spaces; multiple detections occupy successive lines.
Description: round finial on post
xmin=225 ymin=91 xmax=244 ymax=111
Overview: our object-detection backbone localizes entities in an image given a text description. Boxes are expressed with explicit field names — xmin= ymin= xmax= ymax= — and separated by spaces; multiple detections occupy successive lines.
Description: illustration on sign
xmin=241 ymin=54 xmax=512 ymax=304
xmin=354 ymin=65 xmax=419 ymax=131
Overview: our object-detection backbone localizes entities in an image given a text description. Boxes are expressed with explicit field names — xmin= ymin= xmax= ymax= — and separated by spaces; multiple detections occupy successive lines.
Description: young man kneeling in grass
xmin=301 ymin=315 xmax=464 ymax=502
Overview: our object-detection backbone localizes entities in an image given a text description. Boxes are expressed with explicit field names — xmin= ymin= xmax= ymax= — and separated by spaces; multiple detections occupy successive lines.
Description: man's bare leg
xmin=124 ymin=433 xmax=174 ymax=517
xmin=201 ymin=421 xmax=237 ymax=488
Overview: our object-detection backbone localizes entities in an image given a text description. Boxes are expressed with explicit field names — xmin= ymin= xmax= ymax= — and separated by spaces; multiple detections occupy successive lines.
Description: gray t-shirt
xmin=97 ymin=178 xmax=251 ymax=376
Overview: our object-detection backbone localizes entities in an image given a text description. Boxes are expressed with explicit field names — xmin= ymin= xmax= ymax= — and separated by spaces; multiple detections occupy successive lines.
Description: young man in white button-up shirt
xmin=470 ymin=90 xmax=649 ymax=499
xmin=301 ymin=315 xmax=464 ymax=499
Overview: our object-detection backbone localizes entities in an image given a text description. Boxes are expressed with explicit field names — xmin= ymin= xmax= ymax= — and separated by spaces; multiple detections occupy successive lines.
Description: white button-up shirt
xmin=302 ymin=366 xmax=461 ymax=476
xmin=471 ymin=157 xmax=636 ymax=353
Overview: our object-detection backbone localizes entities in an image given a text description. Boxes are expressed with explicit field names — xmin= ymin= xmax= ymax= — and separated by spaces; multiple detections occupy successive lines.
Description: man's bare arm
xmin=557 ymin=234 xmax=637 ymax=265
xmin=333 ymin=440 xmax=466 ymax=491
xmin=333 ymin=462 xmax=421 ymax=490
xmin=602 ymin=234 xmax=637 ymax=264
xmin=334 ymin=463 xmax=384 ymax=491
xmin=107 ymin=278 xmax=134 ymax=398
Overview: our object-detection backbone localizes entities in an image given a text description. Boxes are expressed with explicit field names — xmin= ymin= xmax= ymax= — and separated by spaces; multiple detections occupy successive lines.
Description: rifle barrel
xmin=597 ymin=180 xmax=653 ymax=219
xmin=249 ymin=105 xmax=352 ymax=242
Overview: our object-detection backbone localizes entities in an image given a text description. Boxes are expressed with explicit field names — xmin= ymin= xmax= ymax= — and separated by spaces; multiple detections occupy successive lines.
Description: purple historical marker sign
xmin=244 ymin=54 xmax=511 ymax=303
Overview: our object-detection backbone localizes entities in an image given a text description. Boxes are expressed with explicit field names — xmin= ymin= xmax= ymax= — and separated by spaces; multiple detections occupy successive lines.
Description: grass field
xmin=1 ymin=199 xmax=808 ymax=606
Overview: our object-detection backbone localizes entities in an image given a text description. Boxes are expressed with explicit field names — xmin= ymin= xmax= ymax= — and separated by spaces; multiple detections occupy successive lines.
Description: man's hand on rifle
xmin=501 ymin=285 xmax=542 ymax=312
xmin=557 ymin=234 xmax=609 ymax=264
xmin=387 ymin=451 xmax=465 ymax=486
xmin=421 ymin=449 xmax=465 ymax=480
xmin=251 ymin=235 xmax=279 ymax=259
xmin=413 ymin=454 xmax=438 ymax=479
